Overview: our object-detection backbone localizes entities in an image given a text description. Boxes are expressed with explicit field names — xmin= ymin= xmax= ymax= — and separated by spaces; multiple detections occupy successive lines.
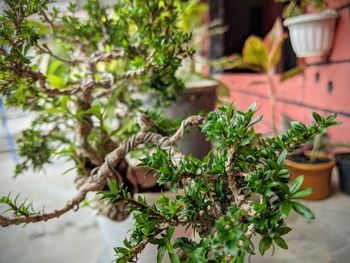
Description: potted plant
xmin=284 ymin=114 xmax=338 ymax=200
xmin=0 ymin=0 xmax=193 ymax=261
xmin=285 ymin=150 xmax=336 ymax=200
xmin=0 ymin=0 xmax=340 ymax=262
xmin=275 ymin=0 xmax=338 ymax=57
xmin=213 ymin=19 xmax=304 ymax=134
xmin=0 ymin=98 xmax=338 ymax=262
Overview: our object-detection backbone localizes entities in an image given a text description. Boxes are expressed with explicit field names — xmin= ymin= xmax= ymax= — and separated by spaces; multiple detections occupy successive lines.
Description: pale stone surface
xmin=0 ymin=152 xmax=103 ymax=263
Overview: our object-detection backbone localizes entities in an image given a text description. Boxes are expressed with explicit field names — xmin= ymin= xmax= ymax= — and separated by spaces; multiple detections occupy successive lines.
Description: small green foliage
xmin=275 ymin=0 xmax=328 ymax=18
xmin=103 ymin=103 xmax=338 ymax=262
xmin=0 ymin=193 xmax=41 ymax=217
xmin=292 ymin=201 xmax=315 ymax=220
xmin=15 ymin=128 xmax=53 ymax=176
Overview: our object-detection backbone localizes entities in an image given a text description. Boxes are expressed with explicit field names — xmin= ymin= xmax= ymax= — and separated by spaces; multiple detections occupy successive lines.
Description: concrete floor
xmin=1 ymin=111 xmax=350 ymax=263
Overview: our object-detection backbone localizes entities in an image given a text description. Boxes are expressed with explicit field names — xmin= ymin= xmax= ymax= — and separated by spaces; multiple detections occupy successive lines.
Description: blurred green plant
xmin=175 ymin=0 xmax=226 ymax=81
xmin=213 ymin=19 xmax=304 ymax=134
xmin=0 ymin=0 xmax=193 ymax=177
xmin=275 ymin=0 xmax=328 ymax=18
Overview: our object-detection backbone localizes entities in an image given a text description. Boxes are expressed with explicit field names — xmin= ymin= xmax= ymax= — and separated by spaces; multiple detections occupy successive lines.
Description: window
xmin=210 ymin=0 xmax=297 ymax=72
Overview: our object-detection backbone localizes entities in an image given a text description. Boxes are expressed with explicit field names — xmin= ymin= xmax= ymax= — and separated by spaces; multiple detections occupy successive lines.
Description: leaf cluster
xmin=104 ymin=103 xmax=338 ymax=262
xmin=0 ymin=0 xmax=192 ymax=177
xmin=275 ymin=0 xmax=328 ymax=17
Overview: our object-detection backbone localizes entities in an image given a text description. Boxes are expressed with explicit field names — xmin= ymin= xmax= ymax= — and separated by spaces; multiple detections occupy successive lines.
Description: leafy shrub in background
xmin=213 ymin=19 xmax=304 ymax=134
xmin=0 ymin=0 xmax=192 ymax=177
xmin=275 ymin=0 xmax=328 ymax=17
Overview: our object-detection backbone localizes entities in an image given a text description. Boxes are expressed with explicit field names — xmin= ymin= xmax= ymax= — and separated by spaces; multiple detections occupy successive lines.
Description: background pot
xmin=285 ymin=151 xmax=335 ymax=200
xmin=138 ymin=79 xmax=217 ymax=159
xmin=336 ymin=152 xmax=350 ymax=195
xmin=164 ymin=79 xmax=217 ymax=159
xmin=284 ymin=9 xmax=338 ymax=57
xmin=96 ymin=192 xmax=191 ymax=263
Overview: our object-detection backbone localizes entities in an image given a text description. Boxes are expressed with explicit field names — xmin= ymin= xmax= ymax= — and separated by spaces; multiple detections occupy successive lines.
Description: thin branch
xmin=35 ymin=44 xmax=81 ymax=65
xmin=0 ymin=190 xmax=87 ymax=227
xmin=0 ymin=115 xmax=206 ymax=227
xmin=89 ymin=49 xmax=125 ymax=64
xmin=17 ymin=66 xmax=113 ymax=97
xmin=40 ymin=11 xmax=79 ymax=44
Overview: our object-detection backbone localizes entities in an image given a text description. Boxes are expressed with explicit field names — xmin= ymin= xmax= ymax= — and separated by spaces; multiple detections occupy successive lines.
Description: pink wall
xmin=219 ymin=0 xmax=350 ymax=144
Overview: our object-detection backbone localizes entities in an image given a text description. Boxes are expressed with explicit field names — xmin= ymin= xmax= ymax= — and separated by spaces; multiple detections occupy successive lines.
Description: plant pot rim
xmin=285 ymin=151 xmax=335 ymax=171
xmin=336 ymin=152 xmax=350 ymax=162
xmin=283 ymin=9 xmax=338 ymax=27
xmin=185 ymin=79 xmax=218 ymax=93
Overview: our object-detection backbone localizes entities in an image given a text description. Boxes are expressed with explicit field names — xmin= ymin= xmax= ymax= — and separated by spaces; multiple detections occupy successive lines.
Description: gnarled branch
xmin=0 ymin=115 xmax=206 ymax=227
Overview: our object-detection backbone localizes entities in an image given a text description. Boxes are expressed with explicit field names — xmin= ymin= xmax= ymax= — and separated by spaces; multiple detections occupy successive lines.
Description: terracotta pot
xmin=285 ymin=151 xmax=335 ymax=200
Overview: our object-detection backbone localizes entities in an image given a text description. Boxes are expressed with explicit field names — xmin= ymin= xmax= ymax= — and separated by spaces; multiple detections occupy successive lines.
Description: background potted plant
xmin=0 ymin=0 xmax=193 ymax=261
xmin=213 ymin=19 xmax=304 ymax=134
xmin=275 ymin=0 xmax=338 ymax=57
xmin=283 ymin=114 xmax=338 ymax=200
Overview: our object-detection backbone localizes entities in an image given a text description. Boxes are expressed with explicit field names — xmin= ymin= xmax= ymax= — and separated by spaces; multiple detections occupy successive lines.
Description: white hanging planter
xmin=284 ymin=9 xmax=338 ymax=57
xmin=96 ymin=192 xmax=191 ymax=263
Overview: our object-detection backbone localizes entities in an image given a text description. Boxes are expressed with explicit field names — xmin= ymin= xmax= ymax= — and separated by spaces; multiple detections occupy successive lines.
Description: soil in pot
xmin=336 ymin=153 xmax=350 ymax=195
xmin=285 ymin=151 xmax=335 ymax=200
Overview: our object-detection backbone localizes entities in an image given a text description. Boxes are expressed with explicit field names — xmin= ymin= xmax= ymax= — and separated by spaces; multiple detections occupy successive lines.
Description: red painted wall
xmin=219 ymin=0 xmax=350 ymax=145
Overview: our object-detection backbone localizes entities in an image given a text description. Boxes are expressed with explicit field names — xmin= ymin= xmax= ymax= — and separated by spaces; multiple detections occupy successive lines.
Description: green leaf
xmin=292 ymin=202 xmax=315 ymax=220
xmin=243 ymin=36 xmax=268 ymax=72
xmin=166 ymin=227 xmax=175 ymax=239
xmin=280 ymin=66 xmax=304 ymax=82
xmin=278 ymin=169 xmax=290 ymax=178
xmin=273 ymin=237 xmax=288 ymax=249
xmin=281 ymin=201 xmax=293 ymax=217
xmin=47 ymin=74 xmax=64 ymax=89
xmin=277 ymin=149 xmax=288 ymax=166
xmin=326 ymin=113 xmax=337 ymax=123
xmin=312 ymin=112 xmax=323 ymax=124
xmin=289 ymin=176 xmax=304 ymax=194
xmin=157 ymin=245 xmax=166 ymax=263
xmin=278 ymin=227 xmax=292 ymax=236
xmin=168 ymin=253 xmax=180 ymax=263
xmin=259 ymin=236 xmax=272 ymax=255
xmin=291 ymin=188 xmax=314 ymax=199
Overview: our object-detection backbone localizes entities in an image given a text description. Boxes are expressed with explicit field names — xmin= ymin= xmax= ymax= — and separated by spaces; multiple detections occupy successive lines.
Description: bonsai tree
xmin=0 ymin=0 xmax=339 ymax=262
xmin=99 ymin=104 xmax=337 ymax=262
xmin=0 ymin=0 xmax=193 ymax=221
xmin=213 ymin=19 xmax=303 ymax=134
